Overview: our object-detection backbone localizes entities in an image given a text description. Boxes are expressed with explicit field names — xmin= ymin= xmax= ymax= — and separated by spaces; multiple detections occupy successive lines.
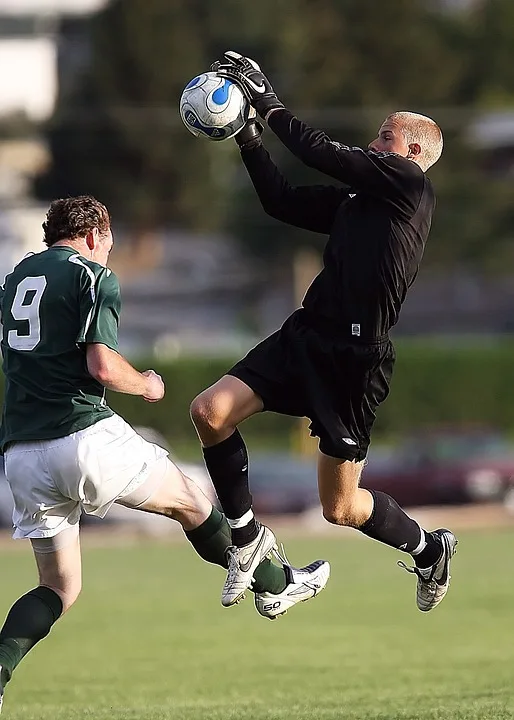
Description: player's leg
xmin=0 ymin=530 xmax=81 ymax=711
xmin=317 ymin=451 xmax=457 ymax=611
xmin=190 ymin=375 xmax=263 ymax=546
xmin=0 ymin=439 xmax=86 ymax=712
xmin=307 ymin=333 xmax=456 ymax=612
xmin=191 ymin=320 xmax=332 ymax=610
xmin=117 ymin=455 xmax=288 ymax=601
xmin=190 ymin=375 xmax=279 ymax=605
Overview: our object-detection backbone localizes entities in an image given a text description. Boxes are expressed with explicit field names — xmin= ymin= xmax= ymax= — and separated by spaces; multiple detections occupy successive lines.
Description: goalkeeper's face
xmin=368 ymin=119 xmax=410 ymax=158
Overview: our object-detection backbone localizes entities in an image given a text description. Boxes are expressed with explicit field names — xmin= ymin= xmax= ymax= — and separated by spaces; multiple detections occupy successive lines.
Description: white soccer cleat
xmin=254 ymin=557 xmax=331 ymax=620
xmin=398 ymin=528 xmax=458 ymax=612
xmin=222 ymin=524 xmax=277 ymax=607
xmin=0 ymin=665 xmax=7 ymax=715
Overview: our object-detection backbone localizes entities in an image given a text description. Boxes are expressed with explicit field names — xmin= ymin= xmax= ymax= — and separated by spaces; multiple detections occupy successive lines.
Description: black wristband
xmin=235 ymin=119 xmax=264 ymax=149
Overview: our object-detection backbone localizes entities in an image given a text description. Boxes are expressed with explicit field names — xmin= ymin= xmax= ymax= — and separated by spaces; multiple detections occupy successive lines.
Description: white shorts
xmin=4 ymin=414 xmax=168 ymax=539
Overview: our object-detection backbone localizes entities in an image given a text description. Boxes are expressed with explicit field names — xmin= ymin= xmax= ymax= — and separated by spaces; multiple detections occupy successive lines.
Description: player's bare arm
xmin=86 ymin=343 xmax=164 ymax=402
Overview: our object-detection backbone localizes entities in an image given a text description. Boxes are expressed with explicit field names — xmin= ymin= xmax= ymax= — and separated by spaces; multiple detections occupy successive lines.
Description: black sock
xmin=359 ymin=490 xmax=425 ymax=553
xmin=413 ymin=533 xmax=443 ymax=569
xmin=0 ymin=586 xmax=63 ymax=680
xmin=229 ymin=521 xmax=259 ymax=547
xmin=185 ymin=507 xmax=287 ymax=593
xmin=202 ymin=430 xmax=258 ymax=546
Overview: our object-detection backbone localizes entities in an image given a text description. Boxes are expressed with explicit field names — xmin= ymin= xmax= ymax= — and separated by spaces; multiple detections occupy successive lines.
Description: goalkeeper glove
xmin=234 ymin=118 xmax=264 ymax=150
xmin=212 ymin=51 xmax=284 ymax=121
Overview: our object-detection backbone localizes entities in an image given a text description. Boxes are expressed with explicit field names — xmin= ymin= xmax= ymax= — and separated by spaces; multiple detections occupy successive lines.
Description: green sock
xmin=185 ymin=507 xmax=232 ymax=569
xmin=252 ymin=558 xmax=288 ymax=594
xmin=185 ymin=508 xmax=287 ymax=593
xmin=0 ymin=586 xmax=63 ymax=681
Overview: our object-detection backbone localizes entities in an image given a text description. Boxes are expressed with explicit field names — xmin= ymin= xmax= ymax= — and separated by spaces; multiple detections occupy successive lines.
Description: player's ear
xmin=85 ymin=229 xmax=97 ymax=251
xmin=407 ymin=142 xmax=421 ymax=159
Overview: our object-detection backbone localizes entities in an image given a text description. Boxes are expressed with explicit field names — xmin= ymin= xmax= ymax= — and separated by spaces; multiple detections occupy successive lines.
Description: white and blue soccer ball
xmin=179 ymin=71 xmax=254 ymax=142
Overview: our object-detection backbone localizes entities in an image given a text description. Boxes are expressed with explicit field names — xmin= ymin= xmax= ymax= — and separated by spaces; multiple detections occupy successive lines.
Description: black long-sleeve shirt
xmin=240 ymin=109 xmax=436 ymax=340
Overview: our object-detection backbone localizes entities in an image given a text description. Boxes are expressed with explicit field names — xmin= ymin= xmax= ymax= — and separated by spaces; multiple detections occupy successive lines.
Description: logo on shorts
xmin=341 ymin=437 xmax=357 ymax=446
xmin=351 ymin=323 xmax=361 ymax=337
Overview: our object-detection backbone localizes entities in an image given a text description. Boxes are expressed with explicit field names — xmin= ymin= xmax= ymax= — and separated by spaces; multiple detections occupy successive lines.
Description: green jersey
xmin=0 ymin=246 xmax=121 ymax=451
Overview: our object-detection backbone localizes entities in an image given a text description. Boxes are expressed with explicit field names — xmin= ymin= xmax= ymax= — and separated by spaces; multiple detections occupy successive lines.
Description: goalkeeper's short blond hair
xmin=388 ymin=112 xmax=443 ymax=172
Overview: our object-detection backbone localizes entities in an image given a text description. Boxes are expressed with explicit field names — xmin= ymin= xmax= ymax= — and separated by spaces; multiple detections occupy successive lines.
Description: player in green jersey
xmin=0 ymin=195 xmax=330 ymax=713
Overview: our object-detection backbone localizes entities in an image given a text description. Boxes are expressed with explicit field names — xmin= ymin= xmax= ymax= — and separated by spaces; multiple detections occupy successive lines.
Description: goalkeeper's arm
xmin=234 ymin=120 xmax=346 ymax=234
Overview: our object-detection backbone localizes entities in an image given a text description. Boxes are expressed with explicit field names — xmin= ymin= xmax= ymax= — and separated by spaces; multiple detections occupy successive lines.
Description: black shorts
xmin=228 ymin=309 xmax=395 ymax=461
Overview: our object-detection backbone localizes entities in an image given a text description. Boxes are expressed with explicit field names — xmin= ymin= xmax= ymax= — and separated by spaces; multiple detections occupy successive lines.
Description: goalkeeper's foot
xmin=222 ymin=524 xmax=277 ymax=607
xmin=398 ymin=529 xmax=458 ymax=612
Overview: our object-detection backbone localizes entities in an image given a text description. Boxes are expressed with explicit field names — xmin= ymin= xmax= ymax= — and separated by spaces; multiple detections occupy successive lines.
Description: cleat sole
xmin=223 ymin=592 xmax=246 ymax=608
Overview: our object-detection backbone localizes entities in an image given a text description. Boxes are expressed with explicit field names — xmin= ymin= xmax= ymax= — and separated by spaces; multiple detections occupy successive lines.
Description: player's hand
xmin=142 ymin=369 xmax=165 ymax=403
xmin=234 ymin=118 xmax=264 ymax=150
xmin=212 ymin=51 xmax=284 ymax=121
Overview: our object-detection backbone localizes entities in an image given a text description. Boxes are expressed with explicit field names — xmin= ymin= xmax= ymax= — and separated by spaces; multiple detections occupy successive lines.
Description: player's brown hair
xmin=42 ymin=195 xmax=111 ymax=247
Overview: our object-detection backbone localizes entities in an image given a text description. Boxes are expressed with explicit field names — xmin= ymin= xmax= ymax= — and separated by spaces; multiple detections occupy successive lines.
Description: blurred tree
xmin=230 ymin=0 xmax=514 ymax=275
xmin=228 ymin=0 xmax=467 ymax=263
xmin=424 ymin=0 xmax=514 ymax=273
xmin=461 ymin=0 xmax=514 ymax=106
xmin=35 ymin=0 xmax=514 ymax=274
xmin=36 ymin=0 xmax=235 ymax=233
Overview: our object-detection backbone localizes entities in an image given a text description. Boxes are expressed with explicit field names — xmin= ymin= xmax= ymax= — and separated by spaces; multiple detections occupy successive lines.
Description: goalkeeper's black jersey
xmin=240 ymin=109 xmax=435 ymax=341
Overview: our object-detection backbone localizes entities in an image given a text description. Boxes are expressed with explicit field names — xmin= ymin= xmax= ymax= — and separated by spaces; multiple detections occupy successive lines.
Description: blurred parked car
xmin=362 ymin=428 xmax=514 ymax=507
xmin=248 ymin=453 xmax=318 ymax=515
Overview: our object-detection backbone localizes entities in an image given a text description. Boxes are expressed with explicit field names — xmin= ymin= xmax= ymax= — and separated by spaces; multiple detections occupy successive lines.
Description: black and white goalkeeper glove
xmin=212 ymin=51 xmax=284 ymax=121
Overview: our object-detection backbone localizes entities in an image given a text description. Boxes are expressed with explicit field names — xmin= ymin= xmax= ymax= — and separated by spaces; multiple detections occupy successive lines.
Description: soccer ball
xmin=179 ymin=71 xmax=254 ymax=142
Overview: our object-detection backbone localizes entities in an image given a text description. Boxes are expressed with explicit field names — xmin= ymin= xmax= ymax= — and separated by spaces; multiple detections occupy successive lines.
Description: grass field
xmin=0 ymin=529 xmax=513 ymax=719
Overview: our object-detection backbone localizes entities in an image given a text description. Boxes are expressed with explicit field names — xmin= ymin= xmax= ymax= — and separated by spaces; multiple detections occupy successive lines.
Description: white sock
xmin=227 ymin=508 xmax=254 ymax=529
xmin=410 ymin=527 xmax=427 ymax=556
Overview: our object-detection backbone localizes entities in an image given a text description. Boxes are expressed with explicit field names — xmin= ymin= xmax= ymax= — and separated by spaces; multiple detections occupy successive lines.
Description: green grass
xmin=1 ymin=529 xmax=513 ymax=719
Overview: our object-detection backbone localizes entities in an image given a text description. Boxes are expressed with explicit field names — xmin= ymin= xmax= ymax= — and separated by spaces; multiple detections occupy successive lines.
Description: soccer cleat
xmin=398 ymin=528 xmax=458 ymax=612
xmin=254 ymin=557 xmax=331 ymax=620
xmin=0 ymin=664 xmax=7 ymax=715
xmin=222 ymin=524 xmax=277 ymax=607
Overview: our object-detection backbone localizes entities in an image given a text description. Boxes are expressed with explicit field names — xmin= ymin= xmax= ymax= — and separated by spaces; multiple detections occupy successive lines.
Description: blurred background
xmin=1 ymin=0 xmax=514 ymax=528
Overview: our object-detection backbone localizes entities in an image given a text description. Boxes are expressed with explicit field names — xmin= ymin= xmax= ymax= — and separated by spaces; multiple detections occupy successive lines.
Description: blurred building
xmin=113 ymin=231 xmax=291 ymax=358
xmin=0 ymin=0 xmax=109 ymax=121
xmin=468 ymin=111 xmax=514 ymax=178
xmin=0 ymin=0 xmax=110 ymax=281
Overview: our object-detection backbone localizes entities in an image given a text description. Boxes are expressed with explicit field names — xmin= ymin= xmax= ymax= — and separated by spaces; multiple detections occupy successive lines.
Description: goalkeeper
xmin=191 ymin=51 xmax=457 ymax=616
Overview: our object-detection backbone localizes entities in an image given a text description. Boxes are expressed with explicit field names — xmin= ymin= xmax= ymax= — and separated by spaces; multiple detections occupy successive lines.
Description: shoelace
xmin=397 ymin=560 xmax=438 ymax=602
xmin=397 ymin=560 xmax=435 ymax=581
xmin=397 ymin=560 xmax=424 ymax=577
xmin=271 ymin=542 xmax=291 ymax=567
xmin=225 ymin=546 xmax=243 ymax=585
